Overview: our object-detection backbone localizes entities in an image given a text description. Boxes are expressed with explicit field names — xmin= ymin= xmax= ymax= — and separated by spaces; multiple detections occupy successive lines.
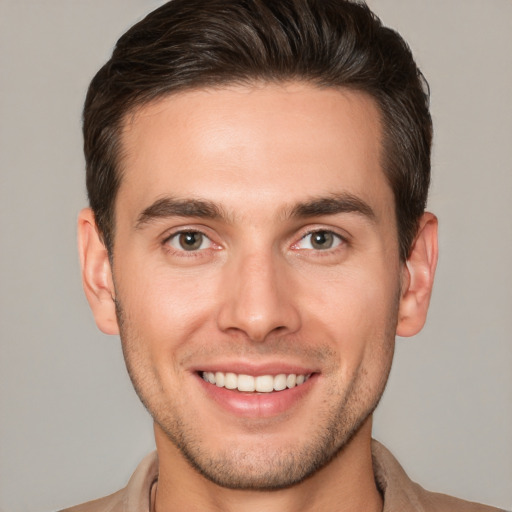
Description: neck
xmin=153 ymin=417 xmax=382 ymax=512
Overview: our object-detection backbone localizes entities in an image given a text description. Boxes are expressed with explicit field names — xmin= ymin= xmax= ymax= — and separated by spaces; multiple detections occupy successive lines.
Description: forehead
xmin=117 ymin=82 xmax=391 ymax=223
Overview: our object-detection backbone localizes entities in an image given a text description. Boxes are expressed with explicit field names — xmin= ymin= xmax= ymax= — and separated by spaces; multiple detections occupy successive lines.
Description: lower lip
xmin=196 ymin=373 xmax=317 ymax=418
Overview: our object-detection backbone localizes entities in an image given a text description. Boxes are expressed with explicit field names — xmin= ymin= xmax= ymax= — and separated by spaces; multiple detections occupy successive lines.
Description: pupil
xmin=312 ymin=231 xmax=332 ymax=249
xmin=180 ymin=232 xmax=202 ymax=250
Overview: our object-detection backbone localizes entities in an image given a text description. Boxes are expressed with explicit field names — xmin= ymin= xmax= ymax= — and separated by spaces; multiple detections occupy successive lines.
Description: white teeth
xmin=273 ymin=374 xmax=287 ymax=391
xmin=224 ymin=372 xmax=237 ymax=390
xmin=255 ymin=375 xmax=274 ymax=392
xmin=201 ymin=371 xmax=311 ymax=393
xmin=214 ymin=371 xmax=224 ymax=388
xmin=237 ymin=374 xmax=255 ymax=392
xmin=286 ymin=373 xmax=296 ymax=389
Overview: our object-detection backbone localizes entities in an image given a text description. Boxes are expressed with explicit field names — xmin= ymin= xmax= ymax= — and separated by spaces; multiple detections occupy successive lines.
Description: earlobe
xmin=396 ymin=212 xmax=438 ymax=337
xmin=77 ymin=208 xmax=119 ymax=335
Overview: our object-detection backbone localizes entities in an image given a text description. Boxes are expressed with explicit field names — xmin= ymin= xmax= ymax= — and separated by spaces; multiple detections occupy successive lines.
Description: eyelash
xmin=162 ymin=229 xmax=219 ymax=257
xmin=292 ymin=229 xmax=347 ymax=253
xmin=161 ymin=227 xmax=347 ymax=258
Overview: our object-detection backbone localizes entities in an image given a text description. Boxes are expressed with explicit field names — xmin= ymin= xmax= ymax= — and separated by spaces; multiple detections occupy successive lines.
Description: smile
xmin=201 ymin=371 xmax=311 ymax=393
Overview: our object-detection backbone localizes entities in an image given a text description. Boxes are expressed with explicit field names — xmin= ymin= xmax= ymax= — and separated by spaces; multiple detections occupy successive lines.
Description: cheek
xmin=115 ymin=260 xmax=221 ymax=351
xmin=300 ymin=265 xmax=399 ymax=365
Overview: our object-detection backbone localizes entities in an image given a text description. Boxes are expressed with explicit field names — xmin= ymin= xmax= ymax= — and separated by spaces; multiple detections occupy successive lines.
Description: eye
xmin=166 ymin=231 xmax=212 ymax=251
xmin=296 ymin=230 xmax=343 ymax=250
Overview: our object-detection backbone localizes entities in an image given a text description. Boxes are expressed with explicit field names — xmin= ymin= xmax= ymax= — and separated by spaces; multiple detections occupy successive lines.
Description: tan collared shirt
xmin=60 ymin=441 xmax=505 ymax=512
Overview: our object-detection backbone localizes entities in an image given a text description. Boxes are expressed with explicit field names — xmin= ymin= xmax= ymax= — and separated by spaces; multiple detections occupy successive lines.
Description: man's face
xmin=110 ymin=83 xmax=403 ymax=488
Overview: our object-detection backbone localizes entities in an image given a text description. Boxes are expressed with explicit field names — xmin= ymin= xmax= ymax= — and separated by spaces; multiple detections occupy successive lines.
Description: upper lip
xmin=189 ymin=360 xmax=318 ymax=377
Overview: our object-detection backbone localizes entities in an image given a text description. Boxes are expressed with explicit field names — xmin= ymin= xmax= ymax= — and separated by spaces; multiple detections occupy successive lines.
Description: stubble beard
xmin=115 ymin=297 xmax=397 ymax=491
xmin=156 ymin=373 xmax=390 ymax=491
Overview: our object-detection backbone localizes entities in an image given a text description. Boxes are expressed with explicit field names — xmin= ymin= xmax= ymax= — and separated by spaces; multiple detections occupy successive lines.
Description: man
xmin=66 ymin=0 xmax=504 ymax=511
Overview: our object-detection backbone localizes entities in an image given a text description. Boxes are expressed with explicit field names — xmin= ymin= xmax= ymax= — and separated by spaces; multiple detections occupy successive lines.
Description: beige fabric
xmin=60 ymin=441 xmax=505 ymax=512
xmin=371 ymin=442 xmax=505 ymax=512
xmin=59 ymin=451 xmax=158 ymax=512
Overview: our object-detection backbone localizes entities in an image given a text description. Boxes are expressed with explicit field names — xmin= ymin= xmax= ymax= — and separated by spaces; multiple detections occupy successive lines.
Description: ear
xmin=77 ymin=208 xmax=119 ymax=335
xmin=396 ymin=212 xmax=438 ymax=337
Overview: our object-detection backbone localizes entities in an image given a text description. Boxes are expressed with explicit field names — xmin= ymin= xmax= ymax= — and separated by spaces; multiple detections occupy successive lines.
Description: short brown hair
xmin=83 ymin=0 xmax=432 ymax=261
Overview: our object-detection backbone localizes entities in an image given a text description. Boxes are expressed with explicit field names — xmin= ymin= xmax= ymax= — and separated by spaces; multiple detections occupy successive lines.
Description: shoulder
xmin=371 ymin=440 xmax=506 ymax=512
xmin=416 ymin=488 xmax=506 ymax=512
xmin=58 ymin=451 xmax=158 ymax=512
xmin=58 ymin=489 xmax=125 ymax=512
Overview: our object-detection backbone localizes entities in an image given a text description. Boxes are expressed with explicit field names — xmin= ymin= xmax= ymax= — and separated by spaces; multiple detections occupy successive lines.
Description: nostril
xmin=215 ymin=267 xmax=302 ymax=340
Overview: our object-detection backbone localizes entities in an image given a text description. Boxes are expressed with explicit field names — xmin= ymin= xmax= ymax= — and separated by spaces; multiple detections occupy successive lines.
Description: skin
xmin=79 ymin=82 xmax=438 ymax=512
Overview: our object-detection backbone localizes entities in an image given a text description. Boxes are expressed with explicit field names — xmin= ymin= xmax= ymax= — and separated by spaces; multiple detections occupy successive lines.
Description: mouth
xmin=196 ymin=368 xmax=318 ymax=418
xmin=200 ymin=371 xmax=312 ymax=393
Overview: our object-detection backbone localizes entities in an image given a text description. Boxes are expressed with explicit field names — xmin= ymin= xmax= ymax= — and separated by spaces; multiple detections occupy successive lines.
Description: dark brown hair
xmin=83 ymin=0 xmax=432 ymax=261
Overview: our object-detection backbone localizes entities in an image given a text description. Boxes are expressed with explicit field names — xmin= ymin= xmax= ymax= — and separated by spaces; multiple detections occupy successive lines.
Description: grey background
xmin=0 ymin=0 xmax=510 ymax=510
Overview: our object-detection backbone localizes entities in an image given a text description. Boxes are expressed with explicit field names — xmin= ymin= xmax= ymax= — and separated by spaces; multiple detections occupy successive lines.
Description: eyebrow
xmin=135 ymin=197 xmax=225 ymax=229
xmin=288 ymin=193 xmax=376 ymax=222
xmin=135 ymin=192 xmax=376 ymax=229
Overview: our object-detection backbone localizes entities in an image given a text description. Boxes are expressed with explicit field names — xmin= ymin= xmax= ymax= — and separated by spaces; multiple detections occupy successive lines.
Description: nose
xmin=216 ymin=250 xmax=301 ymax=342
